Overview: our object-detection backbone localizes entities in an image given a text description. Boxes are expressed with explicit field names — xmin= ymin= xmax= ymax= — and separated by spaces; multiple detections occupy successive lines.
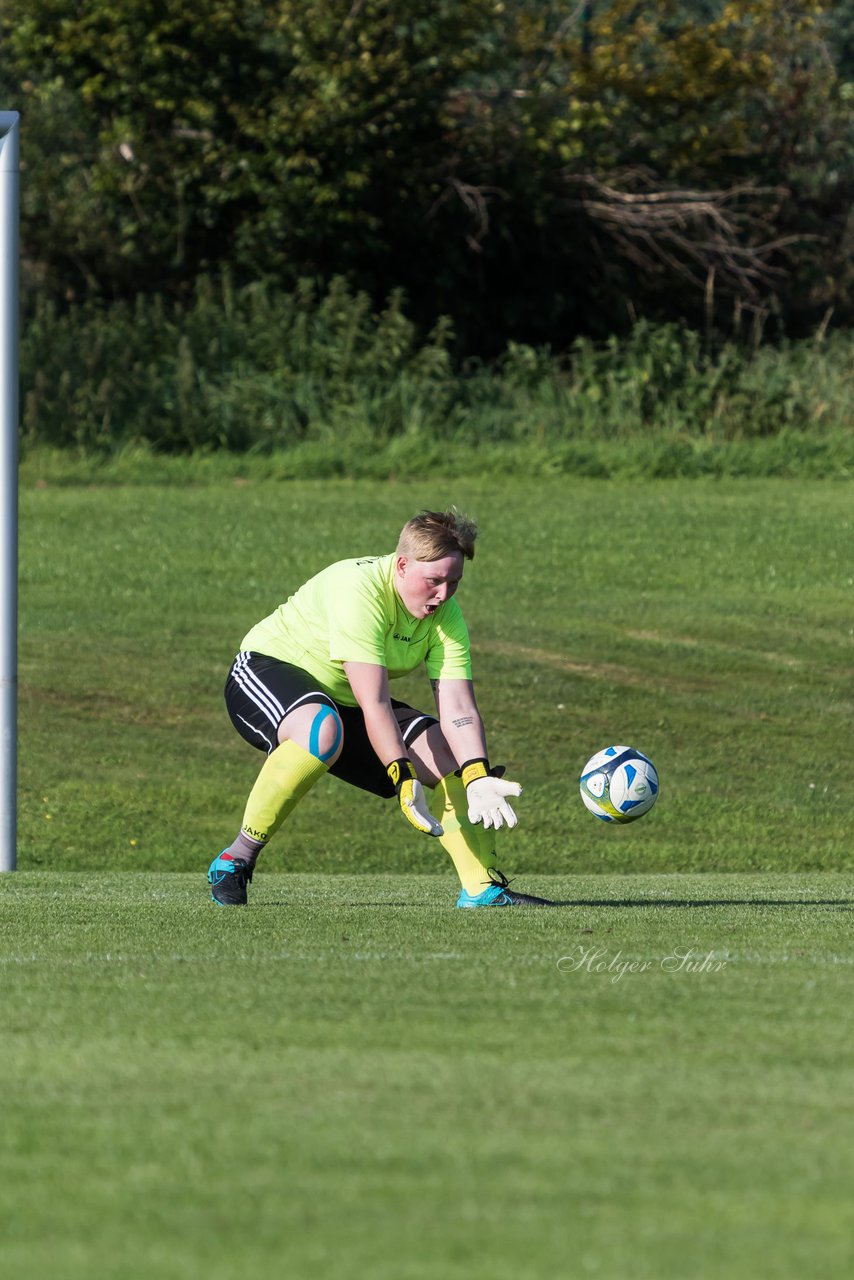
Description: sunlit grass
xmin=18 ymin=476 xmax=852 ymax=875
xmin=1 ymin=870 xmax=852 ymax=1280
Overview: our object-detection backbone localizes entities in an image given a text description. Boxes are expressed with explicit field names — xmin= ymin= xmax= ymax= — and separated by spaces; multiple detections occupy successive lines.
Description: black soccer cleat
xmin=208 ymin=851 xmax=253 ymax=906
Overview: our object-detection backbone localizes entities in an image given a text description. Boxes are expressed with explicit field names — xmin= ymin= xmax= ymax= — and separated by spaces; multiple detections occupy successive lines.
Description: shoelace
xmin=484 ymin=868 xmax=514 ymax=891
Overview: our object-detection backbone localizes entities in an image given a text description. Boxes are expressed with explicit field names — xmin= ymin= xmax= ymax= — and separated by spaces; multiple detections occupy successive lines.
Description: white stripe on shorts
xmin=232 ymin=652 xmax=335 ymax=731
xmin=402 ymin=714 xmax=431 ymax=744
xmin=236 ymin=712 xmax=275 ymax=754
xmin=232 ymin=651 xmax=287 ymax=729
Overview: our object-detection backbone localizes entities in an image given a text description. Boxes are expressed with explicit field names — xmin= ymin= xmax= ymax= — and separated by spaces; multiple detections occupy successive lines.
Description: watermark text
xmin=556 ymin=945 xmax=729 ymax=983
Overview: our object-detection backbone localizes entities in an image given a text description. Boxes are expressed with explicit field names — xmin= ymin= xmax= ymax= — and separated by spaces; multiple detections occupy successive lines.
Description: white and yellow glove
xmin=387 ymin=758 xmax=444 ymax=837
xmin=460 ymin=758 xmax=522 ymax=830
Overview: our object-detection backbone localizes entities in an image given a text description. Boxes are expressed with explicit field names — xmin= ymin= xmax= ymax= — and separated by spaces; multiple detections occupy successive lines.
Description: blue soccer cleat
xmin=208 ymin=850 xmax=253 ymax=906
xmin=455 ymin=869 xmax=553 ymax=908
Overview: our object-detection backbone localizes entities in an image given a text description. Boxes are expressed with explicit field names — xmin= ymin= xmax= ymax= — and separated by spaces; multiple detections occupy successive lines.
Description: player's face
xmin=395 ymin=552 xmax=464 ymax=619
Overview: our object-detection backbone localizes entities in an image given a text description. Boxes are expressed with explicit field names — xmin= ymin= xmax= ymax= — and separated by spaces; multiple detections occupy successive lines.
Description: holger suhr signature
xmin=557 ymin=945 xmax=729 ymax=983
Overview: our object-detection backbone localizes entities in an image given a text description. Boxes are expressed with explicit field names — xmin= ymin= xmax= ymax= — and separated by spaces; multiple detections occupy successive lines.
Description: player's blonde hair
xmin=397 ymin=507 xmax=478 ymax=562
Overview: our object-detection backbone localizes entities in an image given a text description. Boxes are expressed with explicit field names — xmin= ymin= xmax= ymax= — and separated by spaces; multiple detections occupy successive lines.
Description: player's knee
xmin=306 ymin=702 xmax=343 ymax=764
xmin=279 ymin=700 xmax=344 ymax=764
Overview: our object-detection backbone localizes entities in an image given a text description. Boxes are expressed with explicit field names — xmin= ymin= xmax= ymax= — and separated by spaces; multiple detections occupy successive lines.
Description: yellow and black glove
xmin=387 ymin=758 xmax=444 ymax=837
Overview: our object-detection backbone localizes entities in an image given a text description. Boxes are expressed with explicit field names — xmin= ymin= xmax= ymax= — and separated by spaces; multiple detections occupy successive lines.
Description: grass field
xmin=5 ymin=474 xmax=853 ymax=1277
xmin=2 ymin=870 xmax=852 ymax=1280
xmin=17 ymin=475 xmax=852 ymax=874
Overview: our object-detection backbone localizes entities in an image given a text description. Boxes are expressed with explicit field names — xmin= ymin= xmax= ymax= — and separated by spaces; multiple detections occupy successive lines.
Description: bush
xmin=19 ymin=276 xmax=854 ymax=477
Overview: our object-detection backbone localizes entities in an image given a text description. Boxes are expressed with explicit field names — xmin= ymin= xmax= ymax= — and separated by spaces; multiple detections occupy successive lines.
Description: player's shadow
xmin=245 ymin=897 xmax=854 ymax=910
xmin=547 ymin=897 xmax=854 ymax=909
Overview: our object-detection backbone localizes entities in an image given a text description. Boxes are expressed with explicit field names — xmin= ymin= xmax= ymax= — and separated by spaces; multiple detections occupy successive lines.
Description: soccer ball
xmin=579 ymin=745 xmax=659 ymax=823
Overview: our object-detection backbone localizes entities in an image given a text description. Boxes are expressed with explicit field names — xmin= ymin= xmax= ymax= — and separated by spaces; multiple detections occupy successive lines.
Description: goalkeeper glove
xmin=387 ymin=758 xmax=443 ymax=837
xmin=460 ymin=758 xmax=522 ymax=830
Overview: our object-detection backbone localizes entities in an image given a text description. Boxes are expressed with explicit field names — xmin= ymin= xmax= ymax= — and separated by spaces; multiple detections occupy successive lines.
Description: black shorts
xmin=224 ymin=651 xmax=438 ymax=798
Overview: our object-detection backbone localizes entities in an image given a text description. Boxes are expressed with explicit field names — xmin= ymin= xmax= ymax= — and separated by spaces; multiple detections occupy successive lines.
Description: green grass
xmin=18 ymin=475 xmax=853 ymax=873
xmin=8 ymin=473 xmax=854 ymax=1277
xmin=1 ymin=871 xmax=852 ymax=1280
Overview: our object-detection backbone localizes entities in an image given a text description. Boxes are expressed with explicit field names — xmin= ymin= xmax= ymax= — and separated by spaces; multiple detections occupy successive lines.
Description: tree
xmin=439 ymin=0 xmax=854 ymax=336
xmin=2 ymin=0 xmax=852 ymax=345
xmin=1 ymin=0 xmax=498 ymax=306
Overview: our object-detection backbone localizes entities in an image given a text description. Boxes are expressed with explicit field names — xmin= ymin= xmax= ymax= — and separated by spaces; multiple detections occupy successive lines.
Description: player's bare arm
xmin=344 ymin=660 xmax=443 ymax=837
xmin=430 ymin=677 xmax=488 ymax=764
xmin=343 ymin=661 xmax=408 ymax=765
xmin=433 ymin=675 xmax=523 ymax=831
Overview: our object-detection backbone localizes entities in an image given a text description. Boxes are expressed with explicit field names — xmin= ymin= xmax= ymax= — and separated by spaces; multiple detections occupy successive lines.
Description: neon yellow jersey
xmin=240 ymin=553 xmax=473 ymax=707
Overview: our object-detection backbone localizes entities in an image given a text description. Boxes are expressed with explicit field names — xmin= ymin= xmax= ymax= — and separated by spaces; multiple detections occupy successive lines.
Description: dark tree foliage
xmin=1 ymin=0 xmax=851 ymax=351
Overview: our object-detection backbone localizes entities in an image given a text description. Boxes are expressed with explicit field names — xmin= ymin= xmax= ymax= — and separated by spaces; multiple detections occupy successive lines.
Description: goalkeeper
xmin=208 ymin=507 xmax=552 ymax=908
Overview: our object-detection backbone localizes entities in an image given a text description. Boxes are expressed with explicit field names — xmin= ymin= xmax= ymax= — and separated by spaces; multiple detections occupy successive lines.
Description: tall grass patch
xmin=20 ymin=278 xmax=854 ymax=477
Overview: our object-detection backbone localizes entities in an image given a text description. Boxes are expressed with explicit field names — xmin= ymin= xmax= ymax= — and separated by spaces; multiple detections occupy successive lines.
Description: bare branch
xmin=532 ymin=2 xmax=590 ymax=83
xmin=563 ymin=173 xmax=813 ymax=303
xmin=427 ymin=178 xmax=508 ymax=250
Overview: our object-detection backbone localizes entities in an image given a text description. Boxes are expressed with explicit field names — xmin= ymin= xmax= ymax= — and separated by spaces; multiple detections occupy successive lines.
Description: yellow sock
xmin=432 ymin=772 xmax=498 ymax=895
xmin=241 ymin=739 xmax=328 ymax=846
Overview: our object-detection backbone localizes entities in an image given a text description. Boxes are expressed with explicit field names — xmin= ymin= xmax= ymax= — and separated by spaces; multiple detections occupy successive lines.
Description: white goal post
xmin=0 ymin=112 xmax=19 ymax=873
